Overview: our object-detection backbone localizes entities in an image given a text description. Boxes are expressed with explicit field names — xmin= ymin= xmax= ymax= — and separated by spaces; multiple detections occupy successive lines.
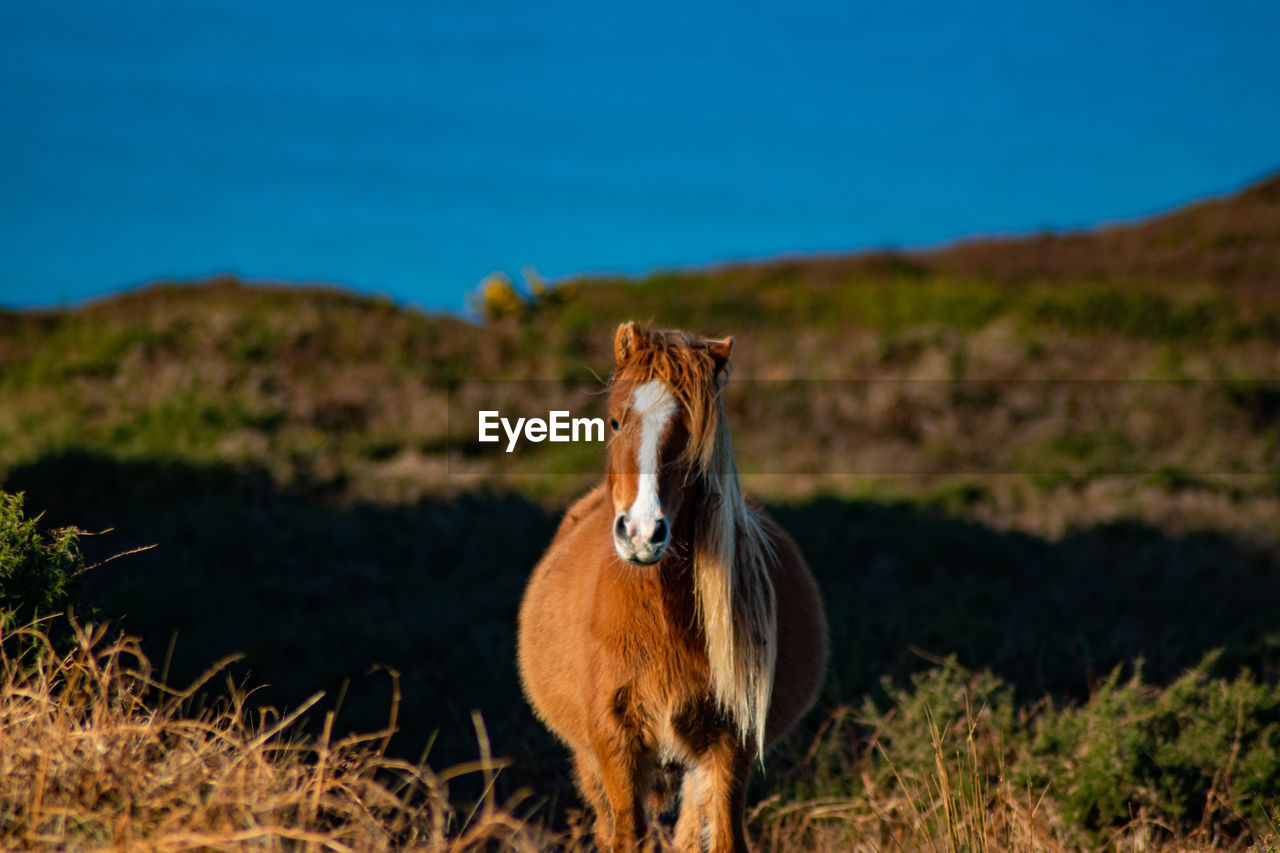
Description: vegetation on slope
xmin=2 ymin=178 xmax=1278 ymax=503
xmin=2 ymin=172 xmax=1280 ymax=849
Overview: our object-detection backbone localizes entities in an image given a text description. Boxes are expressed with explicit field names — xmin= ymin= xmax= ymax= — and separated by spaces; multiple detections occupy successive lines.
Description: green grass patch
xmin=1021 ymin=287 xmax=1256 ymax=342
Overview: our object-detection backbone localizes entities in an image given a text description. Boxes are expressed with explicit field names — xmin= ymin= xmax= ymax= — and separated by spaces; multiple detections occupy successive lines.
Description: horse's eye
xmin=609 ymin=418 xmax=620 ymax=432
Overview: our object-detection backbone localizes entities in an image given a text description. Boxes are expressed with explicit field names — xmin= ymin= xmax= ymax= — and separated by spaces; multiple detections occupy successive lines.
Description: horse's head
xmin=606 ymin=321 xmax=733 ymax=565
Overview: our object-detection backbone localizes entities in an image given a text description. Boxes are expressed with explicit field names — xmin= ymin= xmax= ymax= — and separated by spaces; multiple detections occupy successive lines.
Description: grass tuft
xmin=0 ymin=620 xmax=563 ymax=852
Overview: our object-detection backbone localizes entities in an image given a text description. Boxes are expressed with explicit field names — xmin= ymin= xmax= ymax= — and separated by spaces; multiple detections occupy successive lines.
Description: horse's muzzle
xmin=613 ymin=512 xmax=668 ymax=564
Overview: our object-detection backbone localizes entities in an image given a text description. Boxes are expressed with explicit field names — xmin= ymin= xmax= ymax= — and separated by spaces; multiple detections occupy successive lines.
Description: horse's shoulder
xmin=554 ymin=482 xmax=610 ymax=539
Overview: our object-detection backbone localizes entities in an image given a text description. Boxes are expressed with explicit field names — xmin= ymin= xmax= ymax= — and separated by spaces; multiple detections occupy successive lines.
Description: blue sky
xmin=2 ymin=0 xmax=1278 ymax=310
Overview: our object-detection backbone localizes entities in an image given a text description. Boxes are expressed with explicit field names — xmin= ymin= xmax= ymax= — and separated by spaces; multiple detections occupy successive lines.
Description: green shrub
xmin=800 ymin=654 xmax=1280 ymax=847
xmin=857 ymin=657 xmax=1022 ymax=814
xmin=1020 ymin=656 xmax=1280 ymax=844
xmin=0 ymin=490 xmax=86 ymax=639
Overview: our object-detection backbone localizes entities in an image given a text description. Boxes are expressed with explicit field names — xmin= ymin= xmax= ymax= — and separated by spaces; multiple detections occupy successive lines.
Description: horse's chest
xmin=594 ymin=575 xmax=704 ymax=680
xmin=592 ymin=594 xmax=716 ymax=761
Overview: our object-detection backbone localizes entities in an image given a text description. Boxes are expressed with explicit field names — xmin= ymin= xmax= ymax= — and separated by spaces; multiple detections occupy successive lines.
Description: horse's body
xmin=517 ymin=324 xmax=828 ymax=852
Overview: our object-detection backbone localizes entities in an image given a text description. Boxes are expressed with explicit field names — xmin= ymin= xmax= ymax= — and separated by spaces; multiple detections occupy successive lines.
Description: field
xmin=2 ymin=173 xmax=1280 ymax=850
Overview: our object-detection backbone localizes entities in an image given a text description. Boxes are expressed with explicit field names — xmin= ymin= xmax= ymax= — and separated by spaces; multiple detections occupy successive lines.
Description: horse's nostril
xmin=614 ymin=514 xmax=628 ymax=540
xmin=650 ymin=518 xmax=668 ymax=545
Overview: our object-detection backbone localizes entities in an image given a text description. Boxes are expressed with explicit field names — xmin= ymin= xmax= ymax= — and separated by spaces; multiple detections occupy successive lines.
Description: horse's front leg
xmin=672 ymin=763 xmax=708 ymax=851
xmin=571 ymin=750 xmax=613 ymax=850
xmin=698 ymin=733 xmax=753 ymax=853
xmin=590 ymin=702 xmax=657 ymax=850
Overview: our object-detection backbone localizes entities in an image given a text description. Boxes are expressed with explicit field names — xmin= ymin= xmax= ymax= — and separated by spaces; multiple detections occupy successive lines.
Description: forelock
xmin=613 ymin=328 xmax=721 ymax=472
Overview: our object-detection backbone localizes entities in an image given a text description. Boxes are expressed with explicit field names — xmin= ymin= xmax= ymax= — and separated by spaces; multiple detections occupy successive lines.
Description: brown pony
xmin=517 ymin=322 xmax=828 ymax=852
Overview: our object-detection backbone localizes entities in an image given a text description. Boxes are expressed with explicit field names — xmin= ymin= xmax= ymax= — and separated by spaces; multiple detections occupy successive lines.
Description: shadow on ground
xmin=7 ymin=451 xmax=1280 ymax=806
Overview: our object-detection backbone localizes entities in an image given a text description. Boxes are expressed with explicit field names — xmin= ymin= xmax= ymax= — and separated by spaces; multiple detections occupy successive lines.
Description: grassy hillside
xmin=2 ymin=172 xmax=1280 ymax=849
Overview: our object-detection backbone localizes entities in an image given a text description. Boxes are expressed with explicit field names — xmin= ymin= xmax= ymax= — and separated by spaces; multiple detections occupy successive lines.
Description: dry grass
xmin=0 ymin=619 xmax=565 ymax=852
xmin=3 ymin=618 xmax=1273 ymax=852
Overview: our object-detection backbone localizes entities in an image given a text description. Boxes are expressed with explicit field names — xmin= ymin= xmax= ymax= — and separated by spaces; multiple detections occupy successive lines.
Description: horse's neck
xmin=654 ymin=483 xmax=709 ymax=639
xmin=671 ymin=476 xmax=708 ymax=551
xmin=668 ymin=474 xmax=736 ymax=574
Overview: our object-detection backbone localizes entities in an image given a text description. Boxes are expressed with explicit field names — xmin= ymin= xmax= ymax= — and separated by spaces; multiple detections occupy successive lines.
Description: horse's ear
xmin=707 ymin=336 xmax=734 ymax=373
xmin=614 ymin=321 xmax=646 ymax=367
xmin=708 ymin=335 xmax=734 ymax=388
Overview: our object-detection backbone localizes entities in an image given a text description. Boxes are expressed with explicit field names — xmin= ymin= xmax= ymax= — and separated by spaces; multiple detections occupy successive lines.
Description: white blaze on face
xmin=628 ymin=380 xmax=676 ymax=542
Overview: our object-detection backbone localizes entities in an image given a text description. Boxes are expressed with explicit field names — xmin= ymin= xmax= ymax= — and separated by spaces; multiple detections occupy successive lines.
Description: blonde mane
xmin=617 ymin=329 xmax=778 ymax=755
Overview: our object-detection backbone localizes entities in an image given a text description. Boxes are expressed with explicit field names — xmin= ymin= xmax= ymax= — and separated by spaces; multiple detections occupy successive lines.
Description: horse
xmin=517 ymin=322 xmax=829 ymax=852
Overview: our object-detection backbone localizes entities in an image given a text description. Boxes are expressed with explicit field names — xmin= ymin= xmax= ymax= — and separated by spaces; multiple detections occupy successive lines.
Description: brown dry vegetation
xmin=0 ymin=620 xmax=558 ymax=852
